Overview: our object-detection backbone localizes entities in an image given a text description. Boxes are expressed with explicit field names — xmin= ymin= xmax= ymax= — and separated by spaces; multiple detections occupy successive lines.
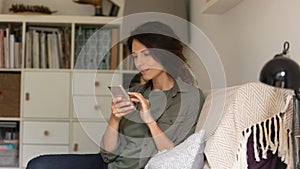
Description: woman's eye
xmin=130 ymin=54 xmax=137 ymax=59
xmin=142 ymin=51 xmax=151 ymax=57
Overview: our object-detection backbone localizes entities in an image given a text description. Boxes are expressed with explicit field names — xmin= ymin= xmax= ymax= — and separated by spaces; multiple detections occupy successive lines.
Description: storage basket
xmin=0 ymin=149 xmax=18 ymax=167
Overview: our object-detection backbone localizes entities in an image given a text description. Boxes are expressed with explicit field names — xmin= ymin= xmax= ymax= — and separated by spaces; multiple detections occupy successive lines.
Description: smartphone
xmin=108 ymin=85 xmax=130 ymax=100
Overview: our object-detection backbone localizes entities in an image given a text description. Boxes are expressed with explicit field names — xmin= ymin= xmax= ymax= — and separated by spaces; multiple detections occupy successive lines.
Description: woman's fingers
xmin=112 ymin=106 xmax=132 ymax=118
xmin=111 ymin=97 xmax=135 ymax=118
xmin=130 ymin=97 xmax=140 ymax=102
xmin=128 ymin=92 xmax=150 ymax=114
xmin=128 ymin=92 xmax=143 ymax=99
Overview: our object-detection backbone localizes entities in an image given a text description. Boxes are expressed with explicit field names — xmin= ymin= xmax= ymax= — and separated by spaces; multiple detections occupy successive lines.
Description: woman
xmin=100 ymin=21 xmax=205 ymax=169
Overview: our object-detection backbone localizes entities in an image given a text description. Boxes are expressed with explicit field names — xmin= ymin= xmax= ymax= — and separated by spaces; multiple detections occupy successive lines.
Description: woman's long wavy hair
xmin=127 ymin=21 xmax=196 ymax=85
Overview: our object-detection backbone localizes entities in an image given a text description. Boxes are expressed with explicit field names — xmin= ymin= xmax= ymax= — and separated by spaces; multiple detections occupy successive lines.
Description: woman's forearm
xmin=147 ymin=121 xmax=174 ymax=151
xmin=102 ymin=116 xmax=120 ymax=152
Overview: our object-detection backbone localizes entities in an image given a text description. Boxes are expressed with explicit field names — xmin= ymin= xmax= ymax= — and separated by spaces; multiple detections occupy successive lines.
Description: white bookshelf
xmin=0 ymin=14 xmax=135 ymax=169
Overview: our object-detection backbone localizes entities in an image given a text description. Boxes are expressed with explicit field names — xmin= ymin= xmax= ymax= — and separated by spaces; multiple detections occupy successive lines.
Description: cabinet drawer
xmin=22 ymin=145 xmax=69 ymax=168
xmin=72 ymin=72 xmax=121 ymax=95
xmin=72 ymin=122 xmax=107 ymax=153
xmin=23 ymin=122 xmax=69 ymax=144
xmin=73 ymin=95 xmax=111 ymax=119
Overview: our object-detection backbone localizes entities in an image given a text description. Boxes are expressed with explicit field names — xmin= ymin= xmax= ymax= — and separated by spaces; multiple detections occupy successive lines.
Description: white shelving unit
xmin=0 ymin=14 xmax=137 ymax=169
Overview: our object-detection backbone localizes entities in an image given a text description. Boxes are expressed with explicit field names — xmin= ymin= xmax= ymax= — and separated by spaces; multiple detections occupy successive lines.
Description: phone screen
xmin=108 ymin=85 xmax=130 ymax=100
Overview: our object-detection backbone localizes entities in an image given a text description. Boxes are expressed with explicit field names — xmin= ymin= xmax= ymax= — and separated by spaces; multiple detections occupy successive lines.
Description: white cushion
xmin=145 ymin=129 xmax=206 ymax=169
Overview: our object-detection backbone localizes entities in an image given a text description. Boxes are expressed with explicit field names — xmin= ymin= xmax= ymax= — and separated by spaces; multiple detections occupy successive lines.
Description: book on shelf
xmin=109 ymin=2 xmax=120 ymax=16
xmin=63 ymin=28 xmax=71 ymax=69
xmin=25 ymin=31 xmax=32 ymax=68
xmin=13 ymin=41 xmax=22 ymax=68
xmin=48 ymin=32 xmax=59 ymax=69
xmin=0 ymin=121 xmax=19 ymax=141
xmin=4 ymin=28 xmax=10 ymax=68
xmin=74 ymin=26 xmax=121 ymax=70
xmin=32 ymin=30 xmax=40 ymax=68
xmin=57 ymin=30 xmax=65 ymax=69
xmin=13 ymin=27 xmax=22 ymax=69
xmin=24 ymin=26 xmax=71 ymax=69
xmin=40 ymin=32 xmax=47 ymax=69
xmin=74 ymin=26 xmax=103 ymax=69
xmin=0 ymin=121 xmax=18 ymax=128
xmin=110 ymin=28 xmax=119 ymax=69
xmin=97 ymin=29 xmax=111 ymax=70
xmin=0 ymin=29 xmax=4 ymax=68
xmin=9 ymin=34 xmax=15 ymax=68
xmin=46 ymin=33 xmax=53 ymax=68
xmin=0 ymin=25 xmax=22 ymax=69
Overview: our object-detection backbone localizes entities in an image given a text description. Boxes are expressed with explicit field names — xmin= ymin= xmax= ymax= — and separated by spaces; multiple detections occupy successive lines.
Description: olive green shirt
xmin=100 ymin=78 xmax=205 ymax=169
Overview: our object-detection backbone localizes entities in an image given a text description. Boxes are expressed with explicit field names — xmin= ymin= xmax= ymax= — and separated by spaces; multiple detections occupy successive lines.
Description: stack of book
xmin=0 ymin=121 xmax=19 ymax=141
xmin=74 ymin=26 xmax=119 ymax=70
xmin=0 ymin=24 xmax=22 ymax=69
xmin=25 ymin=26 xmax=71 ymax=69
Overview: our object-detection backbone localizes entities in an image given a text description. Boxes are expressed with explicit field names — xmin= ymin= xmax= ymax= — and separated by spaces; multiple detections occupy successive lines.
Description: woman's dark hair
xmin=127 ymin=21 xmax=195 ymax=85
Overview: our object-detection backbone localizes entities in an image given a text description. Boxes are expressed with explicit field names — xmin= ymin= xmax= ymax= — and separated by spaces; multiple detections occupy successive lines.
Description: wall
xmin=190 ymin=0 xmax=300 ymax=88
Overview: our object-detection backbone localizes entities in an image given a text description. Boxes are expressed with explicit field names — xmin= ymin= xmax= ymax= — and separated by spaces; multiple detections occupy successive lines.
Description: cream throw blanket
xmin=196 ymin=82 xmax=295 ymax=169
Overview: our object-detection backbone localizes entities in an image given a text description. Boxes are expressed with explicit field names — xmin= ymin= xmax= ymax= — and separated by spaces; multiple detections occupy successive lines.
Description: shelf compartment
xmin=24 ymin=23 xmax=72 ymax=69
xmin=0 ymin=22 xmax=23 ymax=69
xmin=74 ymin=24 xmax=120 ymax=70
xmin=0 ymin=121 xmax=19 ymax=168
xmin=0 ymin=72 xmax=21 ymax=117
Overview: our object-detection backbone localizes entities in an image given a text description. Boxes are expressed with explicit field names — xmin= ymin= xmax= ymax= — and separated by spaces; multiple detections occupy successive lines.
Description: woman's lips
xmin=140 ymin=69 xmax=148 ymax=75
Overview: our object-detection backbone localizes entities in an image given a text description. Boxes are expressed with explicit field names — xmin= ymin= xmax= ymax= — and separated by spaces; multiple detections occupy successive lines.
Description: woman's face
xmin=131 ymin=39 xmax=165 ymax=81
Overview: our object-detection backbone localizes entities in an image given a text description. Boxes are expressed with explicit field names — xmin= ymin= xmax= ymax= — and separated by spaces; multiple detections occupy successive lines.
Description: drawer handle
xmin=94 ymin=105 xmax=100 ymax=110
xmin=44 ymin=130 xmax=49 ymax=136
xmin=95 ymin=81 xmax=100 ymax=87
xmin=25 ymin=92 xmax=30 ymax=101
xmin=74 ymin=143 xmax=78 ymax=152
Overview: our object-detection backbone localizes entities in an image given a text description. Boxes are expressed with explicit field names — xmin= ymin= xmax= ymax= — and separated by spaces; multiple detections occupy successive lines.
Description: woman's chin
xmin=142 ymin=76 xmax=150 ymax=81
xmin=141 ymin=74 xmax=151 ymax=81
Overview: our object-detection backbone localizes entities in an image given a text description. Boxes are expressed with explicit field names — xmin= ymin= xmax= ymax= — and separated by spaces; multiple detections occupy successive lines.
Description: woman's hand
xmin=111 ymin=97 xmax=135 ymax=120
xmin=129 ymin=92 xmax=154 ymax=124
xmin=104 ymin=96 xmax=134 ymax=152
xmin=129 ymin=92 xmax=174 ymax=150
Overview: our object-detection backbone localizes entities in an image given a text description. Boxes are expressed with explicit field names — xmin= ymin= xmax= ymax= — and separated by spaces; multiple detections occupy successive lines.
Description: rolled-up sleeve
xmin=100 ymin=131 xmax=127 ymax=163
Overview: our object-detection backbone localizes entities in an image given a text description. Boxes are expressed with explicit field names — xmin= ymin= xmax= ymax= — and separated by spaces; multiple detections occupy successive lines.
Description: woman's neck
xmin=152 ymin=73 xmax=174 ymax=91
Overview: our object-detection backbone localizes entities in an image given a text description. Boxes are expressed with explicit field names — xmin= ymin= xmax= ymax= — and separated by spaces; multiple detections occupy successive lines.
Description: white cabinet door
xmin=72 ymin=95 xmax=111 ymax=120
xmin=71 ymin=122 xmax=107 ymax=153
xmin=23 ymin=71 xmax=70 ymax=118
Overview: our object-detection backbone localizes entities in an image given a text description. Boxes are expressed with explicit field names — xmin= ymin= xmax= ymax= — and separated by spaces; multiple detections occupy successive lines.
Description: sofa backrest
xmin=195 ymin=82 xmax=294 ymax=169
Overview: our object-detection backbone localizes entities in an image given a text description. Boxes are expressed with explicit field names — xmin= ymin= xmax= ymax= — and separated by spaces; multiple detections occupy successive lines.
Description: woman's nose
xmin=134 ymin=55 xmax=143 ymax=67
